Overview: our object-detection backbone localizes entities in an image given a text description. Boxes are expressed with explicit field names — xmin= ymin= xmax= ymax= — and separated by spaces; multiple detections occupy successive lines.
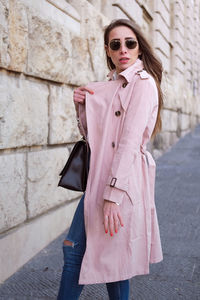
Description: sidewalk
xmin=1 ymin=125 xmax=200 ymax=300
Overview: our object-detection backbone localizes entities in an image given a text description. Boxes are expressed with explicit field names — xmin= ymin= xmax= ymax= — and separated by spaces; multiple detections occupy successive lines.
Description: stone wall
xmin=0 ymin=0 xmax=200 ymax=282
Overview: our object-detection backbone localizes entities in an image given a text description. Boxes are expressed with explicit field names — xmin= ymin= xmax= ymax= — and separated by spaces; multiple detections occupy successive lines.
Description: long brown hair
xmin=104 ymin=19 xmax=163 ymax=137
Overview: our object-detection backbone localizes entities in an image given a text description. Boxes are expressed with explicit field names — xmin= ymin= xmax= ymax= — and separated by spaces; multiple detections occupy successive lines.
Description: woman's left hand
xmin=103 ymin=200 xmax=124 ymax=236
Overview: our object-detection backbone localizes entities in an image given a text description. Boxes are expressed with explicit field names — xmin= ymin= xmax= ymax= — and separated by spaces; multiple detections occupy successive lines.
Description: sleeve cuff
xmin=103 ymin=185 xmax=126 ymax=205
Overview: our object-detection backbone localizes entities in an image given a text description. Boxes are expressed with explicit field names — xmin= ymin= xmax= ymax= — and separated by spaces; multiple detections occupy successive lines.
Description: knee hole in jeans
xmin=63 ymin=240 xmax=74 ymax=247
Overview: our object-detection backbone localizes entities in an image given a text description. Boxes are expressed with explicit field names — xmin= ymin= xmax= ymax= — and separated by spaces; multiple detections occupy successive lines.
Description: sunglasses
xmin=109 ymin=39 xmax=138 ymax=51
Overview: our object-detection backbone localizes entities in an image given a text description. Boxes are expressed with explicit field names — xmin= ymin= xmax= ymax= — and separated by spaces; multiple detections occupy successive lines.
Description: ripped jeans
xmin=57 ymin=193 xmax=129 ymax=300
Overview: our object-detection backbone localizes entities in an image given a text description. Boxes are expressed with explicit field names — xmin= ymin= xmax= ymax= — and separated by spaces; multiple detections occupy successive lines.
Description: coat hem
xmin=78 ymin=257 xmax=163 ymax=284
xmin=150 ymin=256 xmax=163 ymax=264
xmin=78 ymin=269 xmax=150 ymax=285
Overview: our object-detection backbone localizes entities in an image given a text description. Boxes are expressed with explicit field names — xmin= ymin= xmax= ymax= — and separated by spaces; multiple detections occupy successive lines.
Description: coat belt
xmin=140 ymin=145 xmax=149 ymax=167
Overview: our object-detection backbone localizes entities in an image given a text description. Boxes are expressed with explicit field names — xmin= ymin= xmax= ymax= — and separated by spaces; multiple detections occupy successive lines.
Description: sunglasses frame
xmin=109 ymin=39 xmax=138 ymax=51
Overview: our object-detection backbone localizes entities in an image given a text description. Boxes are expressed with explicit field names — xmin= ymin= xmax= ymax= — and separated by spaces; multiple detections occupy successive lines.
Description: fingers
xmin=114 ymin=213 xmax=119 ymax=233
xmin=73 ymin=90 xmax=86 ymax=104
xmin=117 ymin=212 xmax=124 ymax=228
xmin=104 ymin=215 xmax=115 ymax=236
xmin=73 ymin=86 xmax=94 ymax=104
xmin=74 ymin=92 xmax=85 ymax=103
xmin=78 ymin=87 xmax=94 ymax=94
xmin=109 ymin=216 xmax=114 ymax=237
xmin=103 ymin=201 xmax=124 ymax=237
xmin=104 ymin=215 xmax=109 ymax=234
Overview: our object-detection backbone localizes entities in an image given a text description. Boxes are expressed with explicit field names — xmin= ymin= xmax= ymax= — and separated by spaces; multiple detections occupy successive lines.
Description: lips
xmin=119 ymin=57 xmax=130 ymax=63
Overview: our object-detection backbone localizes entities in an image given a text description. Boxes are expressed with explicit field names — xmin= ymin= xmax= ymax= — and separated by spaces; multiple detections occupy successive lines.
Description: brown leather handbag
xmin=58 ymin=138 xmax=90 ymax=192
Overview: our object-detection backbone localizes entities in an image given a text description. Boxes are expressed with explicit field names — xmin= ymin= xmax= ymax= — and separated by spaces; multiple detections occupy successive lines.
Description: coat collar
xmin=107 ymin=58 xmax=144 ymax=82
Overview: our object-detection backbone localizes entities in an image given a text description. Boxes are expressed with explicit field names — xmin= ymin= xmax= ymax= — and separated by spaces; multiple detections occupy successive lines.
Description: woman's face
xmin=105 ymin=26 xmax=140 ymax=73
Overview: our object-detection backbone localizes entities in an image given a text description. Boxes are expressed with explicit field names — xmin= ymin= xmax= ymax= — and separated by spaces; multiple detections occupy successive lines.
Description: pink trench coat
xmin=77 ymin=59 xmax=163 ymax=284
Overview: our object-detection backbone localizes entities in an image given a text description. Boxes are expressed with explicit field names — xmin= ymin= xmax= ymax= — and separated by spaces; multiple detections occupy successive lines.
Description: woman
xmin=57 ymin=19 xmax=163 ymax=300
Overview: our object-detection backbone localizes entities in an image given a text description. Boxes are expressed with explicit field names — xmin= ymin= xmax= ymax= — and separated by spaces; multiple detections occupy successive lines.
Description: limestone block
xmin=68 ymin=0 xmax=109 ymax=81
xmin=100 ymin=0 xmax=143 ymax=25
xmin=0 ymin=0 xmax=8 ymax=31
xmin=174 ymin=15 xmax=184 ymax=37
xmin=27 ymin=14 xmax=71 ymax=83
xmin=162 ymin=75 xmax=184 ymax=111
xmin=155 ymin=49 xmax=170 ymax=73
xmin=180 ymin=129 xmax=190 ymax=138
xmin=192 ymin=98 xmax=199 ymax=116
xmin=185 ymin=32 xmax=193 ymax=46
xmin=26 ymin=5 xmax=95 ymax=85
xmin=195 ymin=98 xmax=200 ymax=117
xmin=0 ymin=0 xmax=10 ymax=67
xmin=1 ymin=0 xmax=87 ymax=82
xmin=27 ymin=148 xmax=81 ymax=218
xmin=154 ymin=0 xmax=170 ymax=27
xmin=174 ymin=56 xmax=184 ymax=75
xmin=185 ymin=68 xmax=192 ymax=86
xmin=173 ymin=29 xmax=184 ymax=48
xmin=0 ymin=72 xmax=48 ymax=149
xmin=7 ymin=0 xmax=28 ymax=72
xmin=49 ymin=84 xmax=80 ymax=144
xmin=180 ymin=114 xmax=190 ymax=131
xmin=87 ymin=0 xmax=102 ymax=11
xmin=190 ymin=115 xmax=198 ymax=129
xmin=174 ymin=82 xmax=186 ymax=111
xmin=153 ymin=132 xmax=170 ymax=151
xmin=162 ymin=109 xmax=178 ymax=132
xmin=113 ymin=0 xmax=143 ymax=27
xmin=19 ymin=0 xmax=81 ymax=35
xmin=173 ymin=43 xmax=184 ymax=61
xmin=69 ymin=36 xmax=95 ymax=85
xmin=185 ymin=71 xmax=191 ymax=86
xmin=185 ymin=33 xmax=193 ymax=46
xmin=141 ymin=20 xmax=152 ymax=44
xmin=161 ymin=73 xmax=171 ymax=108
xmin=169 ymin=131 xmax=179 ymax=147
xmin=0 ymin=153 xmax=26 ymax=233
xmin=0 ymin=198 xmax=79 ymax=283
xmin=163 ymin=0 xmax=170 ymax=12
xmin=161 ymin=131 xmax=179 ymax=149
xmin=99 ymin=0 xmax=115 ymax=19
xmin=174 ymin=1 xmax=184 ymax=24
xmin=182 ymin=89 xmax=193 ymax=115
xmin=154 ymin=131 xmax=178 ymax=151
xmin=112 ymin=3 xmax=132 ymax=20
xmin=154 ymin=31 xmax=170 ymax=58
xmin=154 ymin=13 xmax=170 ymax=42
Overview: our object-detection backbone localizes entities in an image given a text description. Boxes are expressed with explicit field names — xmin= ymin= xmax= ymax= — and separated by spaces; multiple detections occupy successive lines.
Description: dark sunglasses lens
xmin=109 ymin=40 xmax=120 ymax=50
xmin=126 ymin=39 xmax=137 ymax=49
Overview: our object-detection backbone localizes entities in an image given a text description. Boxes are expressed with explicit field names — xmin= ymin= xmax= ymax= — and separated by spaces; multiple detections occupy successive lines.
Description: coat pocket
xmin=126 ymin=161 xmax=142 ymax=205
xmin=127 ymin=178 xmax=141 ymax=205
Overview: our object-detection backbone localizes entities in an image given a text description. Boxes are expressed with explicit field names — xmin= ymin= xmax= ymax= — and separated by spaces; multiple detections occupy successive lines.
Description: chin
xmin=119 ymin=64 xmax=131 ymax=72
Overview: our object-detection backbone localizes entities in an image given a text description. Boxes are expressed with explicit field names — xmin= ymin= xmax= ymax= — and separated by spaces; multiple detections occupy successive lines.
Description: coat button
xmin=122 ymin=82 xmax=128 ymax=88
xmin=115 ymin=111 xmax=121 ymax=116
xmin=112 ymin=142 xmax=115 ymax=148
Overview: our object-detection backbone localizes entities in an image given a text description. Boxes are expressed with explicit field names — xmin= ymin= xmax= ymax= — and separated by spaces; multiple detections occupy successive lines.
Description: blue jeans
xmin=57 ymin=194 xmax=130 ymax=300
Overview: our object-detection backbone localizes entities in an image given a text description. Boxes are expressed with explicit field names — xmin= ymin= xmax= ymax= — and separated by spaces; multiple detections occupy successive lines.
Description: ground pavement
xmin=1 ymin=125 xmax=200 ymax=300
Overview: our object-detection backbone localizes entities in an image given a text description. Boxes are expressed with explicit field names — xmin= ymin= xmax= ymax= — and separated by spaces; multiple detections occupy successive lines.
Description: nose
xmin=120 ymin=42 xmax=127 ymax=54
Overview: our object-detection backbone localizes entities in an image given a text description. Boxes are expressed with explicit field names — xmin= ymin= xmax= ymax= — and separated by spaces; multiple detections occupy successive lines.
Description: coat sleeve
xmin=103 ymin=76 xmax=158 ymax=204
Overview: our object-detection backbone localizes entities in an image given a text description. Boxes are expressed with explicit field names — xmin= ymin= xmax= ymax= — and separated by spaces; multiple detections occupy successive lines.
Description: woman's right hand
xmin=73 ymin=86 xmax=94 ymax=105
xmin=103 ymin=200 xmax=124 ymax=236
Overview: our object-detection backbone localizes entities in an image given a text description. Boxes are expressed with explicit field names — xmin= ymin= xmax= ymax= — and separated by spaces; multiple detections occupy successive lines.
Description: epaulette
xmin=136 ymin=69 xmax=149 ymax=79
